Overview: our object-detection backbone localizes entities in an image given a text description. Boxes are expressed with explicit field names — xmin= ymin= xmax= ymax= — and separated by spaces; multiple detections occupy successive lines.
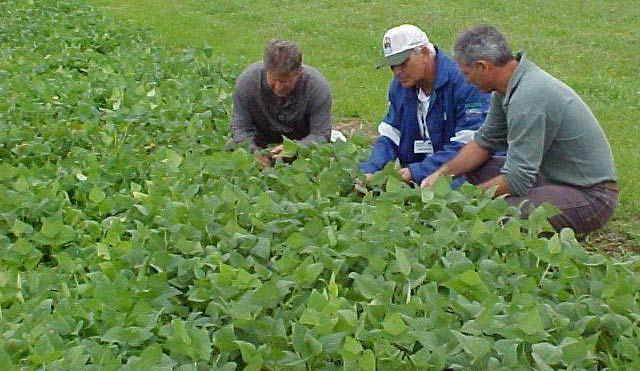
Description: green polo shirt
xmin=474 ymin=52 xmax=616 ymax=196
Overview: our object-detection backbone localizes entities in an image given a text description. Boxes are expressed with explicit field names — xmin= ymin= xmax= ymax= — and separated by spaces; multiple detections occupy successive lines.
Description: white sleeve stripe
xmin=377 ymin=122 xmax=401 ymax=146
xmin=451 ymin=129 xmax=476 ymax=144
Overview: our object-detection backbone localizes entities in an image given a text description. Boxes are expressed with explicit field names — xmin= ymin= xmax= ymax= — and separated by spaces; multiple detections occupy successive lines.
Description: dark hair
xmin=263 ymin=39 xmax=302 ymax=74
xmin=454 ymin=25 xmax=513 ymax=67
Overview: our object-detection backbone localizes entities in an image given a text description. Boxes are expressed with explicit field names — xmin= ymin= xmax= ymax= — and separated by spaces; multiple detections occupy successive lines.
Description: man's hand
xmin=420 ymin=170 xmax=441 ymax=188
xmin=353 ymin=174 xmax=374 ymax=193
xmin=255 ymin=154 xmax=272 ymax=168
xmin=478 ymin=175 xmax=510 ymax=197
xmin=269 ymin=144 xmax=284 ymax=157
xmin=364 ymin=173 xmax=373 ymax=183
xmin=255 ymin=144 xmax=285 ymax=168
xmin=399 ymin=168 xmax=413 ymax=183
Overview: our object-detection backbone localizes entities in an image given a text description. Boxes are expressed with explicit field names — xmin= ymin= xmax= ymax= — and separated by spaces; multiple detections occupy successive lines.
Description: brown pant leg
xmin=507 ymin=183 xmax=618 ymax=234
xmin=465 ymin=156 xmax=617 ymax=233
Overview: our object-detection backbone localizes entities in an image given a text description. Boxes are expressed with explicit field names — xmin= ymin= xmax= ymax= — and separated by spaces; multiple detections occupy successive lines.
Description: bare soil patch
xmin=334 ymin=118 xmax=377 ymax=140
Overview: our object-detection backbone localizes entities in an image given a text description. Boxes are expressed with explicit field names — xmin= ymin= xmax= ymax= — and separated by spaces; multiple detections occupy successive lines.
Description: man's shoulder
xmin=234 ymin=62 xmax=264 ymax=101
xmin=436 ymin=52 xmax=463 ymax=80
xmin=434 ymin=52 xmax=479 ymax=96
xmin=298 ymin=65 xmax=332 ymax=102
xmin=515 ymin=64 xmax=577 ymax=107
xmin=435 ymin=51 xmax=457 ymax=72
xmin=236 ymin=62 xmax=263 ymax=84
xmin=301 ymin=65 xmax=330 ymax=87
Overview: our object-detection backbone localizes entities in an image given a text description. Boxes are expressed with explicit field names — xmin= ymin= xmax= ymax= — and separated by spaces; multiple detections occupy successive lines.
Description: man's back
xmin=441 ymin=25 xmax=618 ymax=233
xmin=481 ymin=53 xmax=616 ymax=194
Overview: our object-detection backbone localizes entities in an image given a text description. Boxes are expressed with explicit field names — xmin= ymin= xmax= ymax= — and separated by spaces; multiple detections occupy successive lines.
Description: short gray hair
xmin=412 ymin=43 xmax=436 ymax=58
xmin=453 ymin=26 xmax=513 ymax=67
xmin=263 ymin=39 xmax=302 ymax=74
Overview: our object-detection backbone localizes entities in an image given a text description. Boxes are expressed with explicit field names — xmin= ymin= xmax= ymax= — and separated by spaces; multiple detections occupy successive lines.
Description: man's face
xmin=390 ymin=49 xmax=430 ymax=88
xmin=266 ymin=69 xmax=301 ymax=98
xmin=458 ymin=60 xmax=492 ymax=93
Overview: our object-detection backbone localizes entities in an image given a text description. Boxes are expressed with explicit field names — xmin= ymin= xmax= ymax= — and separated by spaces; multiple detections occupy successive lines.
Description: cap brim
xmin=376 ymin=50 xmax=411 ymax=69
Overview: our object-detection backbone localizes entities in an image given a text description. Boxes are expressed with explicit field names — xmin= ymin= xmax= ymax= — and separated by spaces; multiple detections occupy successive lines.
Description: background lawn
xmin=96 ymin=0 xmax=640 ymax=247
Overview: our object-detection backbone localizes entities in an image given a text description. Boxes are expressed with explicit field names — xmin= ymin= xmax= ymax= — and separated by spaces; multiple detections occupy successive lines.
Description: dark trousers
xmin=466 ymin=157 xmax=618 ymax=234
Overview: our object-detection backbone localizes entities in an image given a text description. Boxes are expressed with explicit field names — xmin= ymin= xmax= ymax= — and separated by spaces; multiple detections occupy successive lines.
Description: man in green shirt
xmin=421 ymin=26 xmax=617 ymax=233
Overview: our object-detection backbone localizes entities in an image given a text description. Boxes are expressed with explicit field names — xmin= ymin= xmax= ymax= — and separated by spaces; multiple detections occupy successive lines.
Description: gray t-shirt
xmin=474 ymin=53 xmax=616 ymax=196
xmin=231 ymin=62 xmax=332 ymax=150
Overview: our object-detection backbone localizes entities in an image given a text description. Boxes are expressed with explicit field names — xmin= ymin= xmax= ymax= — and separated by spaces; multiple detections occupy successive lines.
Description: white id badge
xmin=414 ymin=140 xmax=434 ymax=154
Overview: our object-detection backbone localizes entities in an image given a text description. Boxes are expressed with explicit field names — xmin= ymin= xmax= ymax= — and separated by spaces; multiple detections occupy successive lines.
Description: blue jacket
xmin=360 ymin=49 xmax=490 ymax=184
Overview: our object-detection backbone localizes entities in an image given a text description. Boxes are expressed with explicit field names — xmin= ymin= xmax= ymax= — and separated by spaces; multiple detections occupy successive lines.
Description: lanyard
xmin=417 ymin=88 xmax=431 ymax=138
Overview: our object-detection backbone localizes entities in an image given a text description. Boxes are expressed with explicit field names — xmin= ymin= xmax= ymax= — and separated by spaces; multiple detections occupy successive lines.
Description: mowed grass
xmin=96 ymin=0 xmax=640 ymax=242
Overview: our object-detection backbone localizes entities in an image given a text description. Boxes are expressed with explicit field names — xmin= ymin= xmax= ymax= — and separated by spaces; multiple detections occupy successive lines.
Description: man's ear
xmin=421 ymin=47 xmax=430 ymax=57
xmin=475 ymin=60 xmax=491 ymax=72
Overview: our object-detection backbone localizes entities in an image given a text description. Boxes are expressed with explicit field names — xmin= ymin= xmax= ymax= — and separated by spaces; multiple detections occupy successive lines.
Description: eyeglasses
xmin=390 ymin=58 xmax=409 ymax=72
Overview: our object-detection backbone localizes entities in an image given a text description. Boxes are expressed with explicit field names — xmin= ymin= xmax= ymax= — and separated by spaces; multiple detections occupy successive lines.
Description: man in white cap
xmin=360 ymin=24 xmax=490 ymax=186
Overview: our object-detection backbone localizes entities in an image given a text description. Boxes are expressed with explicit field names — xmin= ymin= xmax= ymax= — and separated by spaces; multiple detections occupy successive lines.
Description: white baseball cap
xmin=377 ymin=24 xmax=429 ymax=68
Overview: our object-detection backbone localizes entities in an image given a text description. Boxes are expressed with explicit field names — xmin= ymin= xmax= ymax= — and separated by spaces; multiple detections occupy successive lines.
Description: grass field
xmin=96 ymin=0 xmax=640 ymax=246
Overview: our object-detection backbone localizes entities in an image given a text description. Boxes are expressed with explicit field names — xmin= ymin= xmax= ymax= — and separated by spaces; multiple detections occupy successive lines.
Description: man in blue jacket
xmin=360 ymin=24 xmax=490 ymax=185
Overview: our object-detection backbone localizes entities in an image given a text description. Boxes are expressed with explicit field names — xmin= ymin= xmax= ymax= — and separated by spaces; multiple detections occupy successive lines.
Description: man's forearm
xmin=231 ymin=118 xmax=263 ymax=152
xmin=298 ymin=116 xmax=331 ymax=145
xmin=231 ymin=120 xmax=256 ymax=143
xmin=436 ymin=140 xmax=491 ymax=177
xmin=297 ymin=130 xmax=330 ymax=145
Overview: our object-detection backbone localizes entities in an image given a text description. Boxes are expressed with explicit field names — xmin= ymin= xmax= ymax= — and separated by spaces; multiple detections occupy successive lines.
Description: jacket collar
xmin=398 ymin=48 xmax=452 ymax=98
xmin=431 ymin=48 xmax=450 ymax=91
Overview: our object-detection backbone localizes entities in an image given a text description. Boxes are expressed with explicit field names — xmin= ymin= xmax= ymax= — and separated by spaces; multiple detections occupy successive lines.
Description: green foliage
xmin=0 ymin=0 xmax=639 ymax=369
xmin=96 ymin=0 xmax=640 ymax=215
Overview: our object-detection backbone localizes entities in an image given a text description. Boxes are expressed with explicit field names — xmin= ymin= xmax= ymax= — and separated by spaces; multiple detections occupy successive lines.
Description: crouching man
xmin=231 ymin=39 xmax=332 ymax=166
xmin=360 ymin=24 xmax=490 ymax=186
xmin=422 ymin=26 xmax=618 ymax=233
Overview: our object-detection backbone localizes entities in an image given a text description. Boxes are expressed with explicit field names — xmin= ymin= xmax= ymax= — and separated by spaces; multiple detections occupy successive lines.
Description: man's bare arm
xmin=421 ymin=140 xmax=491 ymax=187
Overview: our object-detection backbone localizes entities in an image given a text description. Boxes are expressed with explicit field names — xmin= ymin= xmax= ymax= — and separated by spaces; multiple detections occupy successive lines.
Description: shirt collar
xmin=504 ymin=51 xmax=527 ymax=102
xmin=417 ymin=88 xmax=430 ymax=102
